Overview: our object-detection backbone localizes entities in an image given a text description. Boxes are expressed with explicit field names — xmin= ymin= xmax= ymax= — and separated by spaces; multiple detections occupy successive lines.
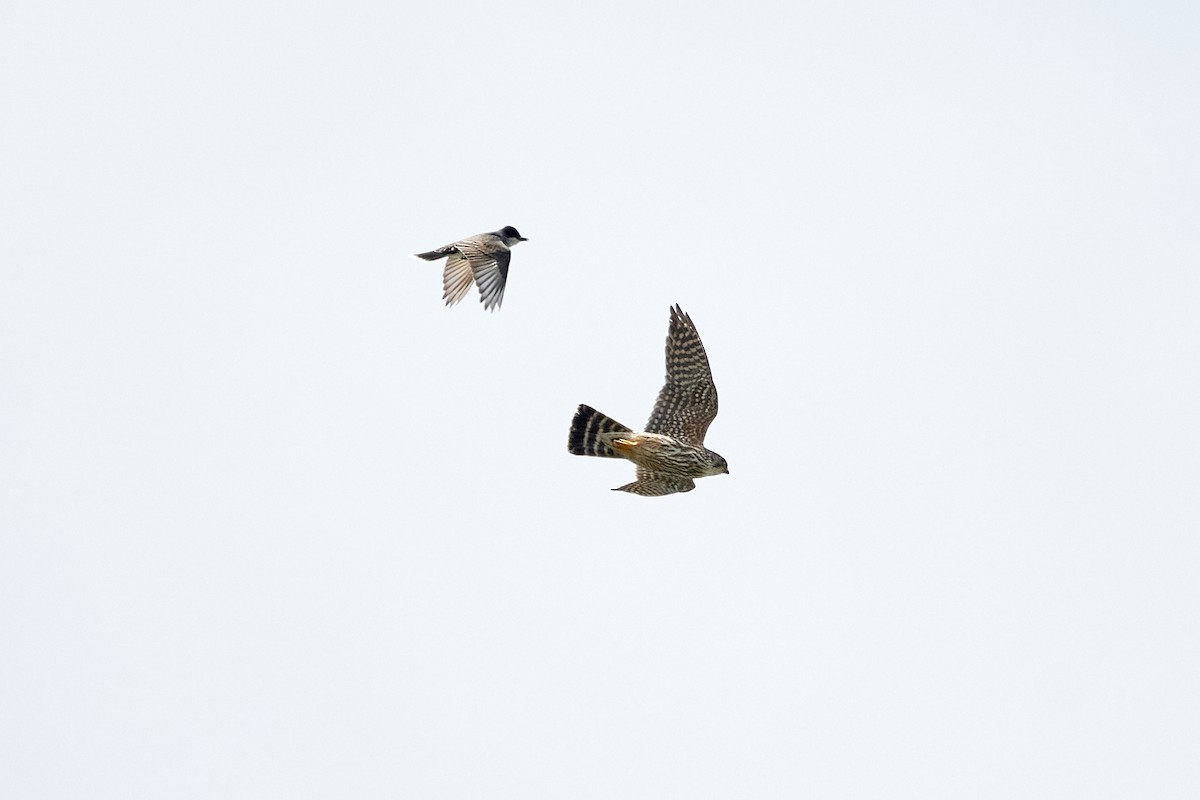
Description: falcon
xmin=568 ymin=304 xmax=728 ymax=496
xmin=413 ymin=226 xmax=527 ymax=311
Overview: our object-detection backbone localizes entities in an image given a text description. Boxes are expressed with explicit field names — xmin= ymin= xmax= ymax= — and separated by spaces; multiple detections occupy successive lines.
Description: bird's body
xmin=413 ymin=226 xmax=526 ymax=311
xmin=568 ymin=305 xmax=728 ymax=497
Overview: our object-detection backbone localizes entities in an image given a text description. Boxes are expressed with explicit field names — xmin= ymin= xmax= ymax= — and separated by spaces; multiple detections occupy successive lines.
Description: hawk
xmin=568 ymin=304 xmax=728 ymax=496
xmin=413 ymin=226 xmax=527 ymax=311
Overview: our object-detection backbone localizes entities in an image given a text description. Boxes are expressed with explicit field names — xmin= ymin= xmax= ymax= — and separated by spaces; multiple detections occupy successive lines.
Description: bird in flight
xmin=413 ymin=226 xmax=527 ymax=311
xmin=568 ymin=304 xmax=728 ymax=496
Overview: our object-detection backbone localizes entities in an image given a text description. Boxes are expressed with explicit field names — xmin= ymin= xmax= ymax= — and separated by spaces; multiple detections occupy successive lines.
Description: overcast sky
xmin=3 ymin=1 xmax=1198 ymax=797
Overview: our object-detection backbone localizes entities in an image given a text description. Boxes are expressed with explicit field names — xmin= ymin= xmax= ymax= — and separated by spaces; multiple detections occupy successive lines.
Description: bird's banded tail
xmin=568 ymin=404 xmax=631 ymax=458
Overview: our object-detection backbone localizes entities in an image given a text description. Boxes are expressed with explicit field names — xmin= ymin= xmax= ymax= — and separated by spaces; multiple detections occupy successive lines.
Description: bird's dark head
xmin=498 ymin=225 xmax=527 ymax=244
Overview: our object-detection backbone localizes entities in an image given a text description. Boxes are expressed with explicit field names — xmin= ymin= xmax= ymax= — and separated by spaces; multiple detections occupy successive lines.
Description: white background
xmin=3 ymin=1 xmax=1198 ymax=797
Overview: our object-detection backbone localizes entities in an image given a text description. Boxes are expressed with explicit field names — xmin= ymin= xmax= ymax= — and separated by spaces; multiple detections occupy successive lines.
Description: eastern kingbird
xmin=413 ymin=226 xmax=527 ymax=311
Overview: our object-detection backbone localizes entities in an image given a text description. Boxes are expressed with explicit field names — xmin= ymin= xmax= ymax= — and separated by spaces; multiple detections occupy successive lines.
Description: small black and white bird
xmin=413 ymin=226 xmax=527 ymax=311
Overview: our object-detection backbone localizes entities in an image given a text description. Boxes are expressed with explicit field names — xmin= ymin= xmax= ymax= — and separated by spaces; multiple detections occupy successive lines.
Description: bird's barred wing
xmin=458 ymin=236 xmax=510 ymax=312
xmin=441 ymin=252 xmax=475 ymax=306
xmin=614 ymin=468 xmax=696 ymax=497
xmin=644 ymin=305 xmax=718 ymax=445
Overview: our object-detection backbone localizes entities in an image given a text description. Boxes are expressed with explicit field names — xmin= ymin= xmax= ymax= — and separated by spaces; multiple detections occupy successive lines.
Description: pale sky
xmin=3 ymin=1 xmax=1198 ymax=797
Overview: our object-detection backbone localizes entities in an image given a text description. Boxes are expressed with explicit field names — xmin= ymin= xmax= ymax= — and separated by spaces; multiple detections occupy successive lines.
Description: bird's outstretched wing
xmin=458 ymin=236 xmax=511 ymax=312
xmin=614 ymin=468 xmax=696 ymax=496
xmin=441 ymin=252 xmax=475 ymax=306
xmin=643 ymin=305 xmax=718 ymax=445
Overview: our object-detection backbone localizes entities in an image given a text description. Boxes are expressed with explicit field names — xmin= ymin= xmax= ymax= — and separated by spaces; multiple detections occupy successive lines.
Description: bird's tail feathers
xmin=413 ymin=247 xmax=452 ymax=261
xmin=568 ymin=405 xmax=631 ymax=458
